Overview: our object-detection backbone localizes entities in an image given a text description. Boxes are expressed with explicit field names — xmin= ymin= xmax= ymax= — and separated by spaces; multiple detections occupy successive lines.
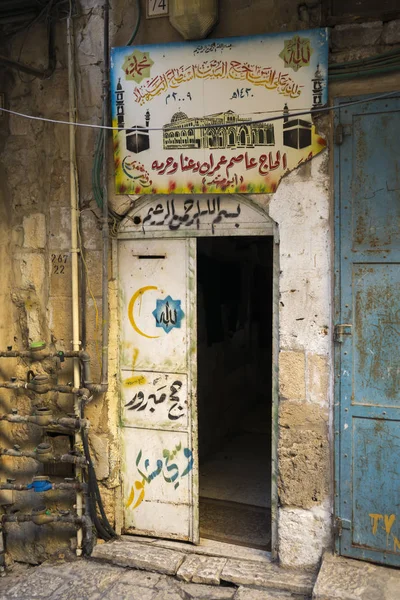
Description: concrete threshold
xmin=92 ymin=536 xmax=316 ymax=597
xmin=121 ymin=534 xmax=272 ymax=563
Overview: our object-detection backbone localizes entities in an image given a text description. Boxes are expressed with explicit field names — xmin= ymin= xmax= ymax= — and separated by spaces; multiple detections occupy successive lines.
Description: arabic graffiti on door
xmin=124 ymin=379 xmax=186 ymax=421
xmin=140 ymin=197 xmax=241 ymax=234
xmin=126 ymin=442 xmax=194 ymax=510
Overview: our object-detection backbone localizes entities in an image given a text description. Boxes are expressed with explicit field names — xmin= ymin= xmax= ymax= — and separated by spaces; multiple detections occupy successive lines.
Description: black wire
xmin=82 ymin=428 xmax=117 ymax=539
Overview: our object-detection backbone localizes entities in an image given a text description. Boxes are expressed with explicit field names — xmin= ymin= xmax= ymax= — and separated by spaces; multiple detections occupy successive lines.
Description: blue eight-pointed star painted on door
xmin=152 ymin=295 xmax=184 ymax=333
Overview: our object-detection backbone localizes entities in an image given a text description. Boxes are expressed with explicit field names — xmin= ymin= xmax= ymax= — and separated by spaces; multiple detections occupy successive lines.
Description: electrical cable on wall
xmin=0 ymin=89 xmax=398 ymax=132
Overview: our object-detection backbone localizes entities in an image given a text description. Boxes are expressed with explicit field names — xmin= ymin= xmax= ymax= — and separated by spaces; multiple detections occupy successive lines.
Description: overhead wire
xmin=0 ymin=89 xmax=398 ymax=132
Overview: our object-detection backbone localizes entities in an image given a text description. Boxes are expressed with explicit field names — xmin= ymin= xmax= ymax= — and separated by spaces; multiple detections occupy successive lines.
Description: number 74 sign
xmin=146 ymin=0 xmax=169 ymax=18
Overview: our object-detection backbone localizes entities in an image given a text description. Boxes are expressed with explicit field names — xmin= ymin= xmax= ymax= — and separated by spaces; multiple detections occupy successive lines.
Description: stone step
xmin=92 ymin=540 xmax=185 ymax=575
xmin=235 ymin=588 xmax=310 ymax=600
xmin=313 ymin=551 xmax=400 ymax=600
xmin=92 ymin=539 xmax=315 ymax=595
xmin=221 ymin=559 xmax=315 ymax=595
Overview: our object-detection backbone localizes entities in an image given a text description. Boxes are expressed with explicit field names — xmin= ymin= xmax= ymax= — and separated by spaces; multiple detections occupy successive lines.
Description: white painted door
xmin=118 ymin=238 xmax=198 ymax=542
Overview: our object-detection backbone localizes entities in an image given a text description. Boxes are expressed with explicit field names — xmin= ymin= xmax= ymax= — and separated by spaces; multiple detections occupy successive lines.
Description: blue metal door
xmin=334 ymin=94 xmax=400 ymax=566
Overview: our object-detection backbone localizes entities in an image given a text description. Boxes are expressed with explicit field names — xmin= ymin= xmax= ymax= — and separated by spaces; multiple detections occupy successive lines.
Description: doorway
xmin=197 ymin=236 xmax=273 ymax=550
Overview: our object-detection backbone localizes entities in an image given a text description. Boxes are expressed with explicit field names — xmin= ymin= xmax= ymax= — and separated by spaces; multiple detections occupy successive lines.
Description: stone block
xmin=235 ymin=587 xmax=303 ymax=599
xmin=307 ymin=353 xmax=329 ymax=405
xmin=331 ymin=22 xmax=382 ymax=50
xmin=80 ymin=210 xmax=102 ymax=250
xmin=278 ymin=504 xmax=331 ymax=570
xmin=220 ymin=559 xmax=314 ymax=595
xmin=76 ymin=65 xmax=103 ymax=116
xmin=82 ymin=251 xmax=103 ymax=297
xmin=178 ymin=582 xmax=235 ymax=598
xmin=48 ymin=160 xmax=70 ymax=207
xmin=48 ymin=296 xmax=72 ymax=346
xmin=85 ymin=296 xmax=103 ymax=350
xmin=152 ymin=592 xmax=185 ymax=600
xmin=49 ymin=207 xmax=71 ymax=251
xmin=119 ymin=569 xmax=162 ymax=587
xmin=1 ymin=568 xmax=68 ymax=598
xmin=382 ymin=19 xmax=400 ymax=45
xmin=9 ymin=113 xmax=30 ymax=135
xmin=278 ymin=401 xmax=329 ymax=509
xmin=92 ymin=540 xmax=185 ymax=575
xmin=88 ymin=431 xmax=110 ymax=480
xmin=38 ymin=560 xmax=124 ymax=600
xmin=177 ymin=554 xmax=226 ymax=585
xmin=76 ymin=12 xmax=104 ymax=68
xmin=313 ymin=551 xmax=400 ymax=600
xmin=97 ymin=583 xmax=155 ymax=600
xmin=279 ymin=351 xmax=305 ymax=400
xmin=19 ymin=253 xmax=45 ymax=297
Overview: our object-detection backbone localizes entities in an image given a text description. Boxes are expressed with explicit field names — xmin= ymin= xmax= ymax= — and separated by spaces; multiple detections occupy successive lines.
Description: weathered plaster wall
xmin=269 ymin=150 xmax=332 ymax=568
xmin=0 ymin=0 xmax=399 ymax=568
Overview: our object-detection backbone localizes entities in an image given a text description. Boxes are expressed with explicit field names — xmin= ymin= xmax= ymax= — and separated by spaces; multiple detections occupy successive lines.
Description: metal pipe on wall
xmin=101 ymin=0 xmax=110 ymax=389
xmin=0 ymin=480 xmax=88 ymax=492
xmin=0 ymin=413 xmax=88 ymax=429
xmin=0 ymin=448 xmax=87 ymax=467
xmin=0 ymin=380 xmax=90 ymax=397
xmin=1 ymin=508 xmax=93 ymax=552
xmin=67 ymin=13 xmax=83 ymax=556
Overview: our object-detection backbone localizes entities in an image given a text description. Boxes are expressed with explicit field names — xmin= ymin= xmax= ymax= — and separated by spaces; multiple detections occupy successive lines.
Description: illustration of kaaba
xmin=114 ymin=79 xmax=151 ymax=154
xmin=282 ymin=103 xmax=311 ymax=150
xmin=126 ymin=110 xmax=151 ymax=154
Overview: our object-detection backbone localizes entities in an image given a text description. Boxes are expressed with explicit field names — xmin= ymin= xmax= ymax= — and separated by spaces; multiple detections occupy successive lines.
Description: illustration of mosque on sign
xmin=115 ymin=78 xmax=151 ymax=154
xmin=163 ymin=110 xmax=275 ymax=150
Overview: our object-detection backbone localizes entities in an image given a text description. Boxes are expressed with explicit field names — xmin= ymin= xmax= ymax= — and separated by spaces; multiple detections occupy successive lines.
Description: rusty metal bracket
xmin=334 ymin=323 xmax=352 ymax=343
xmin=334 ymin=516 xmax=351 ymax=537
xmin=335 ymin=123 xmax=352 ymax=146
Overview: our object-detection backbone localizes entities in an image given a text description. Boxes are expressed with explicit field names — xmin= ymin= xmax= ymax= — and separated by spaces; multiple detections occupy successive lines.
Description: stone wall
xmin=0 ymin=0 xmax=399 ymax=568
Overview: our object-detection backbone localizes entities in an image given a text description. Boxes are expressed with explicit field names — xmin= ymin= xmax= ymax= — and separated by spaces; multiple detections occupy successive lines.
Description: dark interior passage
xmin=197 ymin=236 xmax=273 ymax=550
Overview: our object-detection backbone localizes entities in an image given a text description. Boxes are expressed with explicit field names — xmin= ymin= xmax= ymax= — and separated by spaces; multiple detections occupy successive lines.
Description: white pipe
xmin=67 ymin=15 xmax=83 ymax=557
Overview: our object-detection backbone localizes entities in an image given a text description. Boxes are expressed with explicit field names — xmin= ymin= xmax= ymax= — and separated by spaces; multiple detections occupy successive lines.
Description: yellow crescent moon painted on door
xmin=128 ymin=285 xmax=160 ymax=339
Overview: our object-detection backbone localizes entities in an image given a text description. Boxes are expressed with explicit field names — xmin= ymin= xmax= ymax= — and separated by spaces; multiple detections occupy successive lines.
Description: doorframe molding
xmin=333 ymin=94 xmax=343 ymax=556
xmin=115 ymin=194 xmax=280 ymax=558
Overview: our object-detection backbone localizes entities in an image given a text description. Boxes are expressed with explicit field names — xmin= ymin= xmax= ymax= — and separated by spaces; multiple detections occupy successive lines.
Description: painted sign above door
xmin=111 ymin=29 xmax=328 ymax=195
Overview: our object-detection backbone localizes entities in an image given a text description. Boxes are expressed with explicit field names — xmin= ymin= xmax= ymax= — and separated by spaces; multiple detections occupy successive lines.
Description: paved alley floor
xmin=0 ymin=557 xmax=311 ymax=600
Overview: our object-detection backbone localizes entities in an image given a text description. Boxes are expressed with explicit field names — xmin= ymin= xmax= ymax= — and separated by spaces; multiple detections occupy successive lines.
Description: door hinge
xmin=334 ymin=517 xmax=351 ymax=537
xmin=335 ymin=123 xmax=352 ymax=145
xmin=334 ymin=323 xmax=352 ymax=343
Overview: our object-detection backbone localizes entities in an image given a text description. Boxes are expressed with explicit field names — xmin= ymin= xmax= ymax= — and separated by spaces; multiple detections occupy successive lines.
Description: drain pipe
xmin=67 ymin=12 xmax=83 ymax=556
xmin=101 ymin=0 xmax=110 ymax=391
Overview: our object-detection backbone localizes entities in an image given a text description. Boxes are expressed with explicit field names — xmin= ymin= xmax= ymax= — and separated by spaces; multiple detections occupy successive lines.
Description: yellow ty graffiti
xmin=369 ymin=513 xmax=400 ymax=552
